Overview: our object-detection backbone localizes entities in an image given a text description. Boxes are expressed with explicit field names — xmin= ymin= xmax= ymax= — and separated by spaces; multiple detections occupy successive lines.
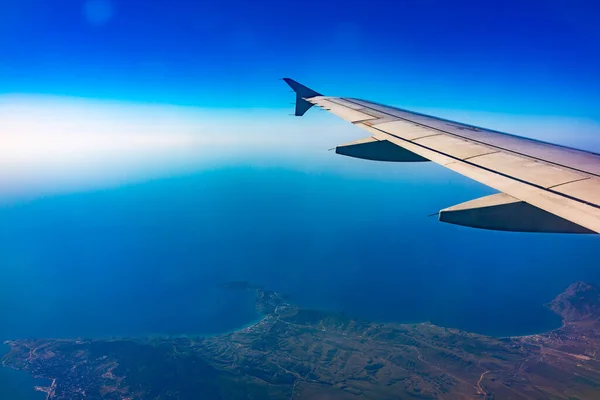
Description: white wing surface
xmin=284 ymin=78 xmax=600 ymax=234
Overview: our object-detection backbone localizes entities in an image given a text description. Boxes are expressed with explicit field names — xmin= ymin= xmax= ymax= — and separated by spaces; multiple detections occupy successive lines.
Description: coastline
xmin=2 ymin=281 xmax=598 ymax=400
xmin=0 ymin=342 xmax=49 ymax=400
xmin=506 ymin=319 xmax=568 ymax=340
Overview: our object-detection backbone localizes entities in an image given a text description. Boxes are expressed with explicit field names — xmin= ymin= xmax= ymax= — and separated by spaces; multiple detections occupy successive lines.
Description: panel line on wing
xmin=341 ymin=98 xmax=600 ymax=179
xmin=547 ymin=177 xmax=591 ymax=189
xmin=353 ymin=119 xmax=380 ymax=125
xmin=409 ymin=133 xmax=444 ymax=141
xmin=366 ymin=124 xmax=600 ymax=212
xmin=462 ymin=150 xmax=501 ymax=161
xmin=310 ymin=94 xmax=600 ymax=215
xmin=291 ymin=87 xmax=600 ymax=232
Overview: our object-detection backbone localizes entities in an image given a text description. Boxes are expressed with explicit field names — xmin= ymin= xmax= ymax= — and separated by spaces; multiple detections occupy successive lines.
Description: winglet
xmin=283 ymin=78 xmax=322 ymax=98
xmin=283 ymin=78 xmax=322 ymax=116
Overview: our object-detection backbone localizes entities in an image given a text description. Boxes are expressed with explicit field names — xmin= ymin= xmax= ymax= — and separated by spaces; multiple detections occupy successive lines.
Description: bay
xmin=1 ymin=166 xmax=598 ymax=397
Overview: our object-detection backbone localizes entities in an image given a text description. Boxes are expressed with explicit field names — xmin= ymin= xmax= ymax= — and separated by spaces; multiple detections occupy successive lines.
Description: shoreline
xmin=0 ymin=311 xmax=565 ymax=351
xmin=505 ymin=319 xmax=567 ymax=340
xmin=0 ymin=285 xmax=568 ymax=361
xmin=0 ymin=343 xmax=50 ymax=400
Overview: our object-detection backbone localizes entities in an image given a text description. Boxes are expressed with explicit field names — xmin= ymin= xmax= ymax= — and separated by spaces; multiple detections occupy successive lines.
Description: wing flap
xmin=370 ymin=120 xmax=440 ymax=141
xmin=412 ymin=135 xmax=498 ymax=160
xmin=468 ymin=152 xmax=586 ymax=188
xmin=553 ymin=178 xmax=600 ymax=205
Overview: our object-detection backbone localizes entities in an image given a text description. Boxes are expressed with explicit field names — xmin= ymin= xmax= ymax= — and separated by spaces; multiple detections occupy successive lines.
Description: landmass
xmin=3 ymin=281 xmax=600 ymax=399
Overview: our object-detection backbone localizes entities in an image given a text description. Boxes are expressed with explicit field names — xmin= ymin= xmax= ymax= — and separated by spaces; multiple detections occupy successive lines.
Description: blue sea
xmin=1 ymin=165 xmax=598 ymax=398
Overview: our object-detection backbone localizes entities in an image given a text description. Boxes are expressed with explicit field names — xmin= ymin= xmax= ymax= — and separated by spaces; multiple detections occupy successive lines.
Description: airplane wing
xmin=284 ymin=78 xmax=600 ymax=234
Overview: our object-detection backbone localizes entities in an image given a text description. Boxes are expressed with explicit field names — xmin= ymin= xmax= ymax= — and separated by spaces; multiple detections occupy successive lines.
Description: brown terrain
xmin=3 ymin=281 xmax=600 ymax=399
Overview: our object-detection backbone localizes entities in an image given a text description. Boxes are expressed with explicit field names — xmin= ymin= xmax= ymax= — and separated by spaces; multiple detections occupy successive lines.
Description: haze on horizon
xmin=1 ymin=0 xmax=600 ymax=201
xmin=2 ymin=93 xmax=600 ymax=202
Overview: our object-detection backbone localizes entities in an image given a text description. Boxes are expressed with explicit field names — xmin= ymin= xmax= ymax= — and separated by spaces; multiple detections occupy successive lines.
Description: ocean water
xmin=1 ymin=165 xmax=599 ymax=398
xmin=0 ymin=349 xmax=48 ymax=400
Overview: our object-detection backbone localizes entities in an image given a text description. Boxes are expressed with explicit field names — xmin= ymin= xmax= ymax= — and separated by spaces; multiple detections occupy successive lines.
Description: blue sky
xmin=1 ymin=0 xmax=599 ymax=117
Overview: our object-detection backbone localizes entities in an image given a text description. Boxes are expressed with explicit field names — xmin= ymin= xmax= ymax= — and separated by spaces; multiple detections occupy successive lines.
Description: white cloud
xmin=0 ymin=95 xmax=355 ymax=201
xmin=1 ymin=94 xmax=599 ymax=203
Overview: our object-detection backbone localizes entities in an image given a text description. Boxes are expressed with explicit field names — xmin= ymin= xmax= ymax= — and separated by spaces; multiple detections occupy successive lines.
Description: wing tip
xmin=283 ymin=78 xmax=322 ymax=98
xmin=283 ymin=78 xmax=322 ymax=116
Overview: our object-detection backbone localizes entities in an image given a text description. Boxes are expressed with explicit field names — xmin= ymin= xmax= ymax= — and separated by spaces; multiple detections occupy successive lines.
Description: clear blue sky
xmin=1 ymin=0 xmax=599 ymax=118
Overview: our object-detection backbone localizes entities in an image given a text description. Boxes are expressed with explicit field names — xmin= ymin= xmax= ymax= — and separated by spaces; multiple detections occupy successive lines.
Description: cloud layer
xmin=1 ymin=94 xmax=599 ymax=202
xmin=0 ymin=95 xmax=357 ymax=201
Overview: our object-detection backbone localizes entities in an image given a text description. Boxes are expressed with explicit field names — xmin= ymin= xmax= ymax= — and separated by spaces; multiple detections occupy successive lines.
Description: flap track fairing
xmin=336 ymin=137 xmax=429 ymax=162
xmin=439 ymin=193 xmax=593 ymax=234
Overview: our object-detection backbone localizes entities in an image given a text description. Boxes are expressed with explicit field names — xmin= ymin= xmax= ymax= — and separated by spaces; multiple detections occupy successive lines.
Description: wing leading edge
xmin=284 ymin=78 xmax=600 ymax=234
